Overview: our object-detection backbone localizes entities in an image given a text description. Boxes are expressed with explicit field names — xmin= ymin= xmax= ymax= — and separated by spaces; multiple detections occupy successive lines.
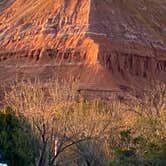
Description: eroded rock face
xmin=0 ymin=0 xmax=15 ymax=12
xmin=0 ymin=0 xmax=165 ymax=91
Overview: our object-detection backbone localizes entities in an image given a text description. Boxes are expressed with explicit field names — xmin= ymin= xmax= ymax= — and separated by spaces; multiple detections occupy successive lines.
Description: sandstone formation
xmin=0 ymin=0 xmax=165 ymax=94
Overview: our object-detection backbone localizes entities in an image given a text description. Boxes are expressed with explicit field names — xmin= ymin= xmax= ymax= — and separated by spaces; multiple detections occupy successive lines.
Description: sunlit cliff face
xmin=0 ymin=0 xmax=166 ymax=49
xmin=0 ymin=0 xmax=165 ymax=88
xmin=0 ymin=0 xmax=89 ymax=47
xmin=0 ymin=0 xmax=165 ymax=50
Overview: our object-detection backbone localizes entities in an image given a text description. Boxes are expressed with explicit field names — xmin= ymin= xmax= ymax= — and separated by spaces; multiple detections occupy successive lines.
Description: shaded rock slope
xmin=0 ymin=0 xmax=166 ymax=94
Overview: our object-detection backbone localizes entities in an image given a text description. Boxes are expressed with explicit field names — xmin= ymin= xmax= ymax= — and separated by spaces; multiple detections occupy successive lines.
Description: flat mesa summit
xmin=0 ymin=0 xmax=165 ymax=93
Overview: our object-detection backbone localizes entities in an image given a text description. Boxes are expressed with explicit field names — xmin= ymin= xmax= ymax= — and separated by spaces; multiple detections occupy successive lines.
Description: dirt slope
xmin=0 ymin=0 xmax=165 ymax=94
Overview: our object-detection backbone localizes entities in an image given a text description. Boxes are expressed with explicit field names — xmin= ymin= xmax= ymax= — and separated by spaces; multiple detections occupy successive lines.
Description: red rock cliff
xmin=0 ymin=0 xmax=165 ymax=91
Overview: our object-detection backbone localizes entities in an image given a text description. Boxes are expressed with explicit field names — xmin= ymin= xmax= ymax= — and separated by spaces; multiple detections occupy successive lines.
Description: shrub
xmin=0 ymin=107 xmax=38 ymax=166
xmin=109 ymin=129 xmax=166 ymax=166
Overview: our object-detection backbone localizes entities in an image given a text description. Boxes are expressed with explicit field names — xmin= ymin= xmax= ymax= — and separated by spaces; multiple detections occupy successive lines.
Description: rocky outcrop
xmin=0 ymin=0 xmax=165 ymax=92
xmin=103 ymin=51 xmax=166 ymax=78
xmin=0 ymin=47 xmax=87 ymax=65
xmin=0 ymin=0 xmax=15 ymax=12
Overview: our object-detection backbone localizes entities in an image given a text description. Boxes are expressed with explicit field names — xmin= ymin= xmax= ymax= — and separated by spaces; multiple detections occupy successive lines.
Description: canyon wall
xmin=0 ymin=0 xmax=165 ymax=92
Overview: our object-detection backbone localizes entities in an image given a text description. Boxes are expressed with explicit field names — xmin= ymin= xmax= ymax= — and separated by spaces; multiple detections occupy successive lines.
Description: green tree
xmin=109 ymin=130 xmax=166 ymax=166
xmin=0 ymin=107 xmax=38 ymax=166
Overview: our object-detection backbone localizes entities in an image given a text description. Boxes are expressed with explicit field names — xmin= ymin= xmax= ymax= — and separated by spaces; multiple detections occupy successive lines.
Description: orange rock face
xmin=0 ymin=0 xmax=165 ymax=92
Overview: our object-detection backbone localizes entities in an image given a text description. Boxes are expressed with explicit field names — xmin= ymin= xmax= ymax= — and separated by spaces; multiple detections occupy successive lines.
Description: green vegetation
xmin=0 ymin=80 xmax=165 ymax=166
xmin=109 ymin=129 xmax=166 ymax=166
xmin=0 ymin=107 xmax=38 ymax=166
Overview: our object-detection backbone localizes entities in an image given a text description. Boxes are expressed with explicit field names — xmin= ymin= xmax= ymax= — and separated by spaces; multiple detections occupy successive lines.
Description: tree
xmin=128 ymin=80 xmax=166 ymax=118
xmin=0 ymin=107 xmax=38 ymax=166
xmin=4 ymin=80 xmax=115 ymax=166
xmin=108 ymin=129 xmax=166 ymax=166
